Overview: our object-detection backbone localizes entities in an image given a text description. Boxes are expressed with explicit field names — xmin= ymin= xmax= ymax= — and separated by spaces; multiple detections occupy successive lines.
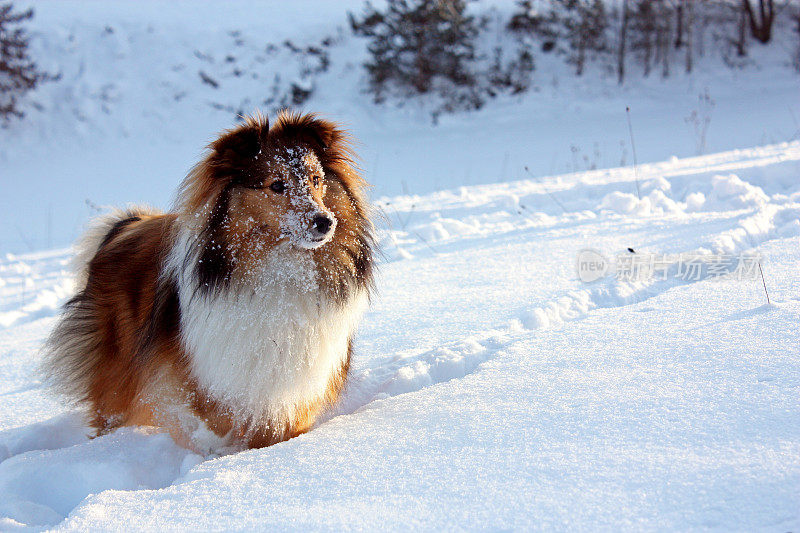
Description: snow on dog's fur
xmin=43 ymin=111 xmax=375 ymax=452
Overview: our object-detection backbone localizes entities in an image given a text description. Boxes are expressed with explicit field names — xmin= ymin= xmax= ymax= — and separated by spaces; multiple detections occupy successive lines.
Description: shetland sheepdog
xmin=43 ymin=111 xmax=374 ymax=452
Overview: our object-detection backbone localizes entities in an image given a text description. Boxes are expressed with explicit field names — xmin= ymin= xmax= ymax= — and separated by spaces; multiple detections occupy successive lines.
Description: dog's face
xmin=198 ymin=117 xmax=343 ymax=260
xmin=230 ymin=145 xmax=337 ymax=251
xmin=182 ymin=112 xmax=373 ymax=294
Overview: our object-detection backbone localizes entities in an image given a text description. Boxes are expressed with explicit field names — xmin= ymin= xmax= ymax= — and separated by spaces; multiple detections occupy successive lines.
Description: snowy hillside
xmin=2 ymin=142 xmax=800 ymax=530
xmin=1 ymin=0 xmax=798 ymax=253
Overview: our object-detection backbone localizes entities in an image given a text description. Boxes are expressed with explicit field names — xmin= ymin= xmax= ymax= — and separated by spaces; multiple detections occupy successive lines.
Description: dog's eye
xmin=312 ymin=175 xmax=320 ymax=188
xmin=269 ymin=181 xmax=285 ymax=194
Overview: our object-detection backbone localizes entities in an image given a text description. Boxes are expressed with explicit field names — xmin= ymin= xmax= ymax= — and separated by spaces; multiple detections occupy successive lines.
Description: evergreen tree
xmin=350 ymin=0 xmax=483 ymax=112
xmin=0 ymin=3 xmax=46 ymax=122
xmin=508 ymin=0 xmax=560 ymax=52
xmin=554 ymin=0 xmax=609 ymax=76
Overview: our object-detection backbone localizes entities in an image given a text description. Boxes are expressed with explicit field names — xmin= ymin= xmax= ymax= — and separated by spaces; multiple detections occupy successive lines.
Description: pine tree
xmin=0 ymin=3 xmax=45 ymax=122
xmin=553 ymin=0 xmax=609 ymax=76
xmin=508 ymin=0 xmax=559 ymax=52
xmin=350 ymin=0 xmax=482 ymax=111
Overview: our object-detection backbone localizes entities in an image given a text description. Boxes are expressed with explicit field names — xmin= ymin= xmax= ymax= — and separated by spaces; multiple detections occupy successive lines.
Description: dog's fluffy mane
xmin=42 ymin=111 xmax=375 ymax=450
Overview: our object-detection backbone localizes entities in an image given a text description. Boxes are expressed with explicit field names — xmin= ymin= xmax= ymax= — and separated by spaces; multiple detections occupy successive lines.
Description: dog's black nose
xmin=313 ymin=215 xmax=333 ymax=234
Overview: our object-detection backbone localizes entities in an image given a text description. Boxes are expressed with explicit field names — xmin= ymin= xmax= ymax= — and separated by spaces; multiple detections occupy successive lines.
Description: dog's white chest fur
xmin=169 ymin=233 xmax=366 ymax=427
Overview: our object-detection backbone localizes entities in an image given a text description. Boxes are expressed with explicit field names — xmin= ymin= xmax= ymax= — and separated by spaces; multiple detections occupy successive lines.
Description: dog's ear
xmin=304 ymin=122 xmax=332 ymax=152
xmin=301 ymin=118 xmax=336 ymax=154
xmin=211 ymin=117 xmax=269 ymax=169
xmin=274 ymin=113 xmax=344 ymax=159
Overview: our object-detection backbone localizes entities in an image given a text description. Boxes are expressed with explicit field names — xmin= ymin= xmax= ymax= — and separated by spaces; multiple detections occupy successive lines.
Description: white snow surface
xmin=1 ymin=1 xmax=800 ymax=530
xmin=1 ymin=141 xmax=800 ymax=531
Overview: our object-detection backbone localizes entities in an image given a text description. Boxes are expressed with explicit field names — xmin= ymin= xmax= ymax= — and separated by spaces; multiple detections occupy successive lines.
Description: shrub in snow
xmin=555 ymin=0 xmax=609 ymax=76
xmin=507 ymin=0 xmax=560 ymax=51
xmin=485 ymin=43 xmax=535 ymax=97
xmin=508 ymin=0 xmax=609 ymax=76
xmin=0 ymin=2 xmax=48 ymax=122
xmin=351 ymin=0 xmax=536 ymax=119
xmin=350 ymin=0 xmax=484 ymax=116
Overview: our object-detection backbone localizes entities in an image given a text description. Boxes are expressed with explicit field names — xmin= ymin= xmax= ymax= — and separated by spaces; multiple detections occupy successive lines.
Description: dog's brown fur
xmin=44 ymin=112 xmax=374 ymax=450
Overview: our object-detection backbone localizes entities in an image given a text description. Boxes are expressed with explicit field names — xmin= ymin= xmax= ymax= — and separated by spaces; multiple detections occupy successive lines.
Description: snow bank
xmin=1 ymin=144 xmax=799 ymax=530
xmin=0 ymin=428 xmax=196 ymax=528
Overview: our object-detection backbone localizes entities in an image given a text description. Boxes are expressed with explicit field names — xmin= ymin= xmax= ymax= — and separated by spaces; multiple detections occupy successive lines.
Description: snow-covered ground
xmin=1 ymin=1 xmax=799 ymax=530
xmin=1 ymin=141 xmax=799 ymax=530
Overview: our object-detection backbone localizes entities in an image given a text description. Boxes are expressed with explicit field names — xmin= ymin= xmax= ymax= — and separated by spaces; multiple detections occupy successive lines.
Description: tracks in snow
xmin=338 ymin=144 xmax=800 ymax=413
xmin=0 ymin=142 xmax=799 ymax=528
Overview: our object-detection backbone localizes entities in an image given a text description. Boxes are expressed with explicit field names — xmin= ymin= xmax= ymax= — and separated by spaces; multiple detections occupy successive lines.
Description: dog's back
xmin=43 ymin=209 xmax=180 ymax=432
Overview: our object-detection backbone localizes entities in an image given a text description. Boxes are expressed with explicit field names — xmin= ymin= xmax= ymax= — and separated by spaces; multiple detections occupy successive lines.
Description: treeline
xmin=1 ymin=1 xmax=798 ymax=123
xmin=509 ymin=0 xmax=790 ymax=81
xmin=349 ymin=0 xmax=799 ymax=118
